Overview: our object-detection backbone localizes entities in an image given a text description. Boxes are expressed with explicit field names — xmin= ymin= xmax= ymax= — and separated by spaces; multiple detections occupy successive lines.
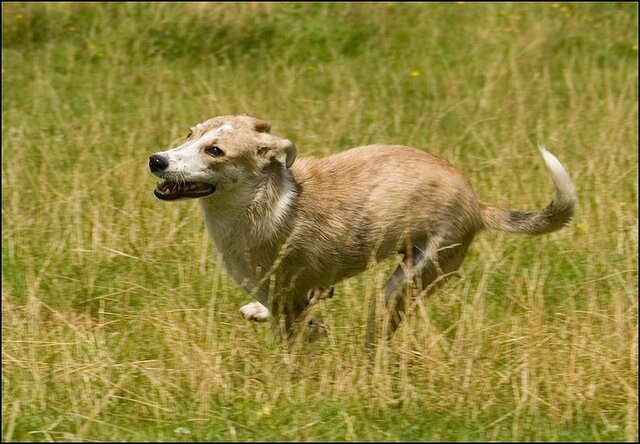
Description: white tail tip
xmin=538 ymin=143 xmax=576 ymax=203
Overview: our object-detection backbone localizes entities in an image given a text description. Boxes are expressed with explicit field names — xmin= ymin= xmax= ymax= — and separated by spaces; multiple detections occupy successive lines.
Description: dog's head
xmin=149 ymin=115 xmax=296 ymax=201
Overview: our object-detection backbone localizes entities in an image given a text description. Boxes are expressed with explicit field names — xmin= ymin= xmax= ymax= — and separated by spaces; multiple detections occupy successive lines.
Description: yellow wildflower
xmin=410 ymin=70 xmax=420 ymax=77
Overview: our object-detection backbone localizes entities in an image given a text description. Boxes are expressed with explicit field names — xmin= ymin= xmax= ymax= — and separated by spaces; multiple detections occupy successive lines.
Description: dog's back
xmin=286 ymin=144 xmax=484 ymax=286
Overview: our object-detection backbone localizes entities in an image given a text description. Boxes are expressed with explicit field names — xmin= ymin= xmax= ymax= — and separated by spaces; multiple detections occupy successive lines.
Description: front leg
xmin=240 ymin=287 xmax=333 ymax=323
xmin=239 ymin=301 xmax=271 ymax=322
xmin=306 ymin=286 xmax=334 ymax=306
xmin=269 ymin=291 xmax=309 ymax=338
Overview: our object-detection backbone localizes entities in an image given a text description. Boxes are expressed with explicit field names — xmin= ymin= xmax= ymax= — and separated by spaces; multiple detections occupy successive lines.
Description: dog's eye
xmin=205 ymin=146 xmax=224 ymax=157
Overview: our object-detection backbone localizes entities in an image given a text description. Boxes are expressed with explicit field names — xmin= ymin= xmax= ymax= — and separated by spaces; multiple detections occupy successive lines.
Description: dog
xmin=149 ymin=115 xmax=575 ymax=342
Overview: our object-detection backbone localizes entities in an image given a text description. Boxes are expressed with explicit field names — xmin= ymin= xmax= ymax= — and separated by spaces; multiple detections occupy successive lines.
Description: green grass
xmin=2 ymin=2 xmax=638 ymax=441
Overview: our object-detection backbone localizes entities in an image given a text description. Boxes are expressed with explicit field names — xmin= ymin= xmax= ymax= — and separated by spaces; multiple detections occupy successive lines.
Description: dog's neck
xmin=199 ymin=161 xmax=298 ymax=252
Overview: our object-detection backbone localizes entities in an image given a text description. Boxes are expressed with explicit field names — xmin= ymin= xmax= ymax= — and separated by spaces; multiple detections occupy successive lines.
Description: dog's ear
xmin=252 ymin=118 xmax=272 ymax=133
xmin=277 ymin=138 xmax=297 ymax=168
xmin=238 ymin=115 xmax=271 ymax=133
xmin=257 ymin=136 xmax=297 ymax=168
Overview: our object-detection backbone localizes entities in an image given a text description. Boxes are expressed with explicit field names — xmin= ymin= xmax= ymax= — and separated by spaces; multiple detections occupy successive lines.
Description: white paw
xmin=239 ymin=301 xmax=272 ymax=322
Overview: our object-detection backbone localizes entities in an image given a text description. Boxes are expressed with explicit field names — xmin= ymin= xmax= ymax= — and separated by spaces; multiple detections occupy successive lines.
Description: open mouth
xmin=154 ymin=180 xmax=216 ymax=201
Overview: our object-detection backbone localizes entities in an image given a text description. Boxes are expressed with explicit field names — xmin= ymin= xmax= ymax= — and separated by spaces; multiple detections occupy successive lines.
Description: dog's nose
xmin=149 ymin=155 xmax=168 ymax=172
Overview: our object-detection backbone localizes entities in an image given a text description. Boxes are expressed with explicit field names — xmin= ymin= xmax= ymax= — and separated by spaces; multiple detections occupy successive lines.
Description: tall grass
xmin=2 ymin=2 xmax=637 ymax=441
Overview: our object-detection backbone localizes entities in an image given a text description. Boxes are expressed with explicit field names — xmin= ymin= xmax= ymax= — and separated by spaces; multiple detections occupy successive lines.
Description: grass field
xmin=2 ymin=2 xmax=638 ymax=441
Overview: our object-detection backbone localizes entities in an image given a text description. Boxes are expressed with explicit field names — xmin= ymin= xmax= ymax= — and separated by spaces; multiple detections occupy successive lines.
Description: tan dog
xmin=149 ymin=115 xmax=575 ymax=342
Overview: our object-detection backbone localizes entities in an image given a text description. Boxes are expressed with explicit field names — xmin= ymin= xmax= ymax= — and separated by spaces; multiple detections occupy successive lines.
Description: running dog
xmin=149 ymin=115 xmax=575 ymax=341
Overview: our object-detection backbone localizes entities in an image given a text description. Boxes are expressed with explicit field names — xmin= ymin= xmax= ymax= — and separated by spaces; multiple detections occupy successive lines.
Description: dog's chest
xmin=204 ymin=219 xmax=278 ymax=288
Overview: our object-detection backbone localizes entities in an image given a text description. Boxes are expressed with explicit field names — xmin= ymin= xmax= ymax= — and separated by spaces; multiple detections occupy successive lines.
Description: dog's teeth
xmin=155 ymin=181 xmax=209 ymax=196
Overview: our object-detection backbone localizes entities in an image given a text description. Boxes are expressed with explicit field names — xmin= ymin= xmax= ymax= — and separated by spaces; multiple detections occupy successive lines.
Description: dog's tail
xmin=480 ymin=145 xmax=576 ymax=235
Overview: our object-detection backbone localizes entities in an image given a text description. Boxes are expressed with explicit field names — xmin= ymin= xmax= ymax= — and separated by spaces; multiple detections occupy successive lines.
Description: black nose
xmin=149 ymin=155 xmax=168 ymax=172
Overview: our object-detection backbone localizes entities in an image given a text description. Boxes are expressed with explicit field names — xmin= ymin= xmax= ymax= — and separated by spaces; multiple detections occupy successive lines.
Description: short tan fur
xmin=149 ymin=115 xmax=575 ymax=342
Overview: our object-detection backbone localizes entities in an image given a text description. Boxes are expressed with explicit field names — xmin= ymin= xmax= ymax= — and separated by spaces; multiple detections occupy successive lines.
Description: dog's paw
xmin=306 ymin=287 xmax=334 ymax=306
xmin=305 ymin=318 xmax=329 ymax=342
xmin=239 ymin=301 xmax=272 ymax=322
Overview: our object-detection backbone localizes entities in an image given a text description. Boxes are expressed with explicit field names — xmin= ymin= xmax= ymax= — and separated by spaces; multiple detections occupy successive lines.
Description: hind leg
xmin=366 ymin=237 xmax=470 ymax=345
xmin=365 ymin=255 xmax=413 ymax=345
